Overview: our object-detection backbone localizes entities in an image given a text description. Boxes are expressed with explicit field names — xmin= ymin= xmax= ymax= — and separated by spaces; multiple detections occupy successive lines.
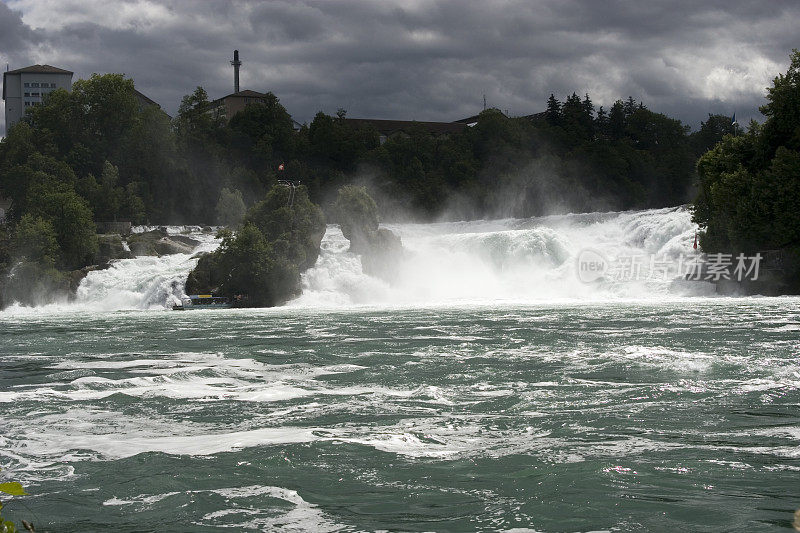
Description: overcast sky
xmin=1 ymin=0 xmax=798 ymax=137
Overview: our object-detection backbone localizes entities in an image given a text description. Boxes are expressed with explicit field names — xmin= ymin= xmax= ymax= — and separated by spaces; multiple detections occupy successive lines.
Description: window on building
xmin=24 ymin=92 xmax=30 ymax=97
xmin=24 ymin=83 xmax=30 ymax=88
xmin=31 ymin=92 xmax=40 ymax=97
xmin=50 ymin=83 xmax=56 ymax=88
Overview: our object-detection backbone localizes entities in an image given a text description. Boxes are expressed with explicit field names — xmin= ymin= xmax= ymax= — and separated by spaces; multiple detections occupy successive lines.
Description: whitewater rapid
xmin=1 ymin=207 xmax=710 ymax=314
xmin=295 ymin=206 xmax=709 ymax=306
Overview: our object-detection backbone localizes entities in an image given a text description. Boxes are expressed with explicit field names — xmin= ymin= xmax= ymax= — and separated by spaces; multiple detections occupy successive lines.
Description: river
xmin=1 ymin=207 xmax=798 ymax=531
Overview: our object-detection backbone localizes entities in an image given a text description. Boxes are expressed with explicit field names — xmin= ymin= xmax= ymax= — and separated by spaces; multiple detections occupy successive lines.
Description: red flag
xmin=693 ymin=232 xmax=698 ymax=250
xmin=278 ymin=163 xmax=285 ymax=171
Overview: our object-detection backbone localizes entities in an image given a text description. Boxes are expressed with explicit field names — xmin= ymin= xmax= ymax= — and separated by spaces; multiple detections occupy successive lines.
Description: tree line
xmin=0 ymin=73 xmax=735 ymax=229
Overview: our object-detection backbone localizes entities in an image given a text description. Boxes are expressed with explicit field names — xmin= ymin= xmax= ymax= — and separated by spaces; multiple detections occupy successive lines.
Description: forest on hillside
xmin=0 ymin=75 xmax=736 ymax=229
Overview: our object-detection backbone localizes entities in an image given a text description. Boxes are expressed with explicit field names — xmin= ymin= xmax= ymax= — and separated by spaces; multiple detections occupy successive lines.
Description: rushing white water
xmin=1 ymin=207 xmax=709 ymax=315
xmin=1 ymin=226 xmax=220 ymax=315
xmin=295 ymin=205 xmax=710 ymax=306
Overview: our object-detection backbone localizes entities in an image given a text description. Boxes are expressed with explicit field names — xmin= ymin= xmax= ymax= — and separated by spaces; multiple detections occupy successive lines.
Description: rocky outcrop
xmin=183 ymin=184 xmax=326 ymax=308
xmin=184 ymin=252 xmax=220 ymax=296
xmin=154 ymin=237 xmax=196 ymax=256
xmin=333 ymin=185 xmax=404 ymax=282
xmin=126 ymin=229 xmax=200 ymax=257
xmin=95 ymin=234 xmax=134 ymax=263
xmin=68 ymin=263 xmax=112 ymax=294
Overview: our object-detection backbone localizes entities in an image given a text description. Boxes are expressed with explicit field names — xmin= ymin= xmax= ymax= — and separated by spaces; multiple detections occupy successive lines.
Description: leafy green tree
xmin=27 ymin=181 xmax=98 ymax=269
xmin=215 ymin=223 xmax=280 ymax=303
xmin=244 ymin=184 xmax=325 ymax=270
xmin=692 ymin=49 xmax=800 ymax=281
xmin=690 ymin=114 xmax=742 ymax=156
xmin=545 ymin=94 xmax=561 ymax=126
xmin=186 ymin=184 xmax=325 ymax=307
xmin=28 ymin=73 xmax=139 ymax=173
xmin=12 ymin=215 xmax=60 ymax=267
xmin=608 ymin=100 xmax=626 ymax=140
xmin=228 ymin=93 xmax=296 ymax=169
xmin=308 ymin=112 xmax=379 ymax=172
xmin=758 ymin=49 xmax=800 ymax=160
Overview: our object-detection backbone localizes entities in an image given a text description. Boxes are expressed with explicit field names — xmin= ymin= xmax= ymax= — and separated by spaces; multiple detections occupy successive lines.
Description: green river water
xmin=1 ymin=299 xmax=799 ymax=532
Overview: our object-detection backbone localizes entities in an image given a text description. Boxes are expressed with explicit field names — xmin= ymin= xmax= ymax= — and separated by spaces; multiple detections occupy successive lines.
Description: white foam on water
xmin=2 ymin=353 xmax=378 ymax=404
xmin=103 ymin=484 xmax=344 ymax=532
xmin=0 ymin=227 xmax=220 ymax=315
xmin=21 ymin=423 xmax=319 ymax=460
xmin=618 ymin=345 xmax=716 ymax=372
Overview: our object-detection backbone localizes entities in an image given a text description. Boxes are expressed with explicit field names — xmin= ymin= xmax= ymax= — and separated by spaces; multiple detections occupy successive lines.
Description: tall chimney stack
xmin=231 ymin=50 xmax=242 ymax=93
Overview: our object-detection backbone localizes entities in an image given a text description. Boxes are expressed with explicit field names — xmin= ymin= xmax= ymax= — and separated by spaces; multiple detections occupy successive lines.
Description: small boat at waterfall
xmin=172 ymin=294 xmax=231 ymax=310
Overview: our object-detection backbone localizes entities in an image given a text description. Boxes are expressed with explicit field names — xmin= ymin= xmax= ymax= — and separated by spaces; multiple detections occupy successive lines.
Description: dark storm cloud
xmin=0 ymin=1 xmax=38 ymax=136
xmin=0 ymin=2 xmax=34 ymax=53
xmin=2 ymin=0 xmax=799 ymax=138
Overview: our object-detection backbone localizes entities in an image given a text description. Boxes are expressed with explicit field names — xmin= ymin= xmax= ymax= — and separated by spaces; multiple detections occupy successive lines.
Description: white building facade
xmin=2 ymin=64 xmax=73 ymax=134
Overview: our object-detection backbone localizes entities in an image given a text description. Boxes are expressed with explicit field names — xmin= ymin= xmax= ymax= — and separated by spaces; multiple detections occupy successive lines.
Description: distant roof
xmin=454 ymin=114 xmax=482 ymax=125
xmin=214 ymin=89 xmax=267 ymax=101
xmin=209 ymin=89 xmax=268 ymax=107
xmin=522 ymin=111 xmax=546 ymax=121
xmin=454 ymin=110 xmax=545 ymax=126
xmin=5 ymin=64 xmax=73 ymax=75
xmin=133 ymin=89 xmax=160 ymax=109
xmin=229 ymin=89 xmax=266 ymax=98
xmin=454 ymin=109 xmax=512 ymax=125
xmin=344 ymin=118 xmax=466 ymax=136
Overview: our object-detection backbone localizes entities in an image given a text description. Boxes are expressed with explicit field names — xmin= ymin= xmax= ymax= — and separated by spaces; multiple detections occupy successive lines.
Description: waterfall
xmin=294 ymin=206 xmax=709 ymax=306
xmin=1 ymin=207 xmax=710 ymax=314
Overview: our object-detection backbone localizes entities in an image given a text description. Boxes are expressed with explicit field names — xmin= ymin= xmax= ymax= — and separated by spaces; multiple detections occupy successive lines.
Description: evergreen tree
xmin=545 ymin=94 xmax=562 ymax=126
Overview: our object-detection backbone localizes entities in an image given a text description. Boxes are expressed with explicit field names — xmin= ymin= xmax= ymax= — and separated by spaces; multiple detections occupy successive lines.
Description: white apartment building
xmin=2 ymin=64 xmax=73 ymax=134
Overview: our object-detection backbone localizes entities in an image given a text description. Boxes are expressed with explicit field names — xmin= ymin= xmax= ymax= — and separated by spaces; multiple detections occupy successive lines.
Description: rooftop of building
xmin=3 ymin=64 xmax=74 ymax=100
xmin=5 ymin=64 xmax=73 ymax=75
xmin=210 ymin=89 xmax=268 ymax=105
xmin=133 ymin=89 xmax=161 ymax=109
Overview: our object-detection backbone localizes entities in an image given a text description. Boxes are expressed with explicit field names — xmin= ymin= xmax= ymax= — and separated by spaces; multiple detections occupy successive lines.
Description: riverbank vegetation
xmin=692 ymin=50 xmax=800 ymax=291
